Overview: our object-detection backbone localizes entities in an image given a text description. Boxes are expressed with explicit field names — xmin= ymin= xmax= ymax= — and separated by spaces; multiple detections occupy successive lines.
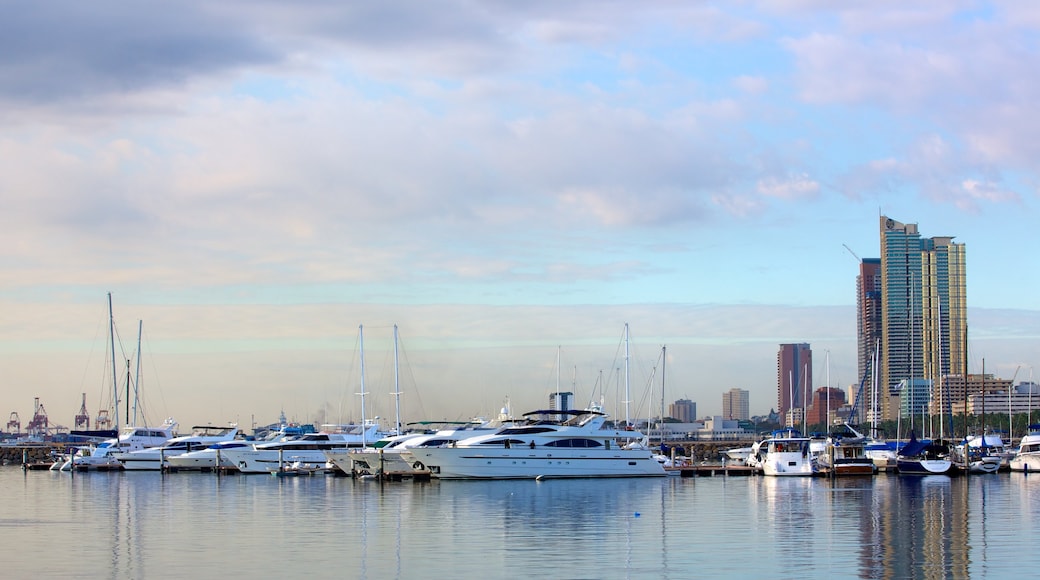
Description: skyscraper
xmin=722 ymin=388 xmax=750 ymax=421
xmin=777 ymin=343 xmax=812 ymax=419
xmin=854 ymin=258 xmax=882 ymax=423
xmin=879 ymin=216 xmax=967 ymax=420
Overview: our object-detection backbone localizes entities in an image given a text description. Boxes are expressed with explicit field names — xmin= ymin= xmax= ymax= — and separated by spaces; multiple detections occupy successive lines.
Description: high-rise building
xmin=669 ymin=399 xmax=696 ymax=423
xmin=879 ymin=216 xmax=967 ymax=420
xmin=854 ymin=258 xmax=882 ymax=424
xmin=722 ymin=388 xmax=749 ymax=421
xmin=777 ymin=343 xmax=812 ymax=418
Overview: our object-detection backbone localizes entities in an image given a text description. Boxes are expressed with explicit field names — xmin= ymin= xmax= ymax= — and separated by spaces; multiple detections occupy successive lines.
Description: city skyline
xmin=2 ymin=3 xmax=1039 ymax=429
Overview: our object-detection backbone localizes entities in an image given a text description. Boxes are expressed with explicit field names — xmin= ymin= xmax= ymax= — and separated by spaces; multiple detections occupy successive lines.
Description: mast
xmin=358 ymin=324 xmax=369 ymax=447
xmin=802 ymin=363 xmax=808 ymax=434
xmin=872 ymin=339 xmax=880 ymax=435
xmin=392 ymin=324 xmax=401 ymax=436
xmin=134 ymin=319 xmax=142 ymax=427
xmin=108 ymin=292 xmax=119 ymax=434
xmin=660 ymin=345 xmax=667 ymax=447
xmin=624 ymin=323 xmax=631 ymax=427
xmin=826 ymin=350 xmax=831 ymax=429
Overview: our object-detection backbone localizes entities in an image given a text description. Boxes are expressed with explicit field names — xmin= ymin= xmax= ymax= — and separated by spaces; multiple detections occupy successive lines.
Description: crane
xmin=842 ymin=243 xmax=861 ymax=262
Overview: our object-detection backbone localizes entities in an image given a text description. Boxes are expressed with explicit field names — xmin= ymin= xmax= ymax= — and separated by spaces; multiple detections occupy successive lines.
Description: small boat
xmin=760 ymin=429 xmax=814 ymax=477
xmin=953 ymin=433 xmax=1006 ymax=473
xmin=896 ymin=431 xmax=952 ymax=475
xmin=817 ymin=424 xmax=876 ymax=476
xmin=1009 ymin=424 xmax=1040 ymax=472
xmin=725 ymin=446 xmax=754 ymax=463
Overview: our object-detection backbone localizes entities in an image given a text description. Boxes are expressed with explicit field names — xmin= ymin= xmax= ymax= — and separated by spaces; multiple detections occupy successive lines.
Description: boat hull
xmin=1009 ymin=453 xmax=1040 ymax=472
xmin=897 ymin=459 xmax=952 ymax=475
xmin=410 ymin=448 xmax=666 ymax=479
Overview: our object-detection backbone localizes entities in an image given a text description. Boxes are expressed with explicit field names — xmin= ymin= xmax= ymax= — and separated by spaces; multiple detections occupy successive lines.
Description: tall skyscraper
xmin=777 ymin=343 xmax=812 ymax=418
xmin=722 ymin=388 xmax=750 ymax=421
xmin=879 ymin=216 xmax=967 ymax=420
xmin=854 ymin=258 xmax=882 ymax=424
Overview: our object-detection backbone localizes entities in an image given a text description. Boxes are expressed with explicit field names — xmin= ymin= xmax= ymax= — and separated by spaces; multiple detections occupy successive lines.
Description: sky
xmin=2 ymin=1 xmax=1039 ymax=432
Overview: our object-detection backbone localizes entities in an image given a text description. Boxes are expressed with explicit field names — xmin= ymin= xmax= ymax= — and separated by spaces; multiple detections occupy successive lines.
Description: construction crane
xmin=842 ymin=243 xmax=861 ymax=262
xmin=6 ymin=411 xmax=19 ymax=433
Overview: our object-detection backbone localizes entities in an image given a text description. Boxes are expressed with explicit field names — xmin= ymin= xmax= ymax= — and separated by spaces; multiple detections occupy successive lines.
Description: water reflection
xmin=3 ymin=469 xmax=1040 ymax=579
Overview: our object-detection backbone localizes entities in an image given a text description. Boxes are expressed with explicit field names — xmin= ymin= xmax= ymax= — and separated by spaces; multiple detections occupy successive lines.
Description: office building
xmin=722 ymin=388 xmax=750 ymax=421
xmin=878 ymin=216 xmax=967 ymax=420
xmin=777 ymin=343 xmax=812 ymax=418
xmin=669 ymin=399 xmax=696 ymax=423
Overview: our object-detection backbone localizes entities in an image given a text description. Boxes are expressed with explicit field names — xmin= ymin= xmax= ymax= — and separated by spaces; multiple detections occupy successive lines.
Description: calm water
xmin=2 ymin=467 xmax=1038 ymax=579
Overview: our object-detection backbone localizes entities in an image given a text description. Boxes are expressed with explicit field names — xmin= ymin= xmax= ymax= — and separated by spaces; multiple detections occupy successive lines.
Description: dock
xmin=667 ymin=463 xmax=757 ymax=477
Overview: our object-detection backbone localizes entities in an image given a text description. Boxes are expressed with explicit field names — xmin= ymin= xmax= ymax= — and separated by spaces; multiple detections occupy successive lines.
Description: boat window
xmin=545 ymin=439 xmax=602 ymax=448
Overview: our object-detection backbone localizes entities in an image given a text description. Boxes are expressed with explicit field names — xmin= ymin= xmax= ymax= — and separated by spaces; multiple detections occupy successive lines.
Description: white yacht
xmin=760 ymin=429 xmax=814 ymax=476
xmin=407 ymin=408 xmax=666 ymax=480
xmin=114 ymin=424 xmax=240 ymax=471
xmin=220 ymin=422 xmax=385 ymax=474
xmin=57 ymin=418 xmax=179 ymax=471
xmin=333 ymin=420 xmax=504 ymax=477
xmin=1010 ymin=424 xmax=1040 ymax=472
xmin=166 ymin=423 xmax=311 ymax=471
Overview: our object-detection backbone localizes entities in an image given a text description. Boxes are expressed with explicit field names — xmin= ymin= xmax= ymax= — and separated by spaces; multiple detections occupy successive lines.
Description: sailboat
xmin=896 ymin=430 xmax=953 ymax=475
xmin=59 ymin=294 xmax=178 ymax=471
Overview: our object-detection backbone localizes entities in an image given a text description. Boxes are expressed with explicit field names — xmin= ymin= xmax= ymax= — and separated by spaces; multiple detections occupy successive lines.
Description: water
xmin=2 ymin=468 xmax=1039 ymax=579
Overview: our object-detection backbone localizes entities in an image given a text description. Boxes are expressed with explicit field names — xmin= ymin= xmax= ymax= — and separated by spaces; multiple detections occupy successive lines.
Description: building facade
xmin=855 ymin=258 xmax=883 ymax=424
xmin=777 ymin=343 xmax=812 ymax=418
xmin=722 ymin=388 xmax=750 ymax=421
xmin=669 ymin=399 xmax=696 ymax=423
xmin=879 ymin=216 xmax=967 ymax=420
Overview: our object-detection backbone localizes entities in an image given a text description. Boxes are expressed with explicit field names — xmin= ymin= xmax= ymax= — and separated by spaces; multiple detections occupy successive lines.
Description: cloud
xmin=757 ymin=174 xmax=820 ymax=200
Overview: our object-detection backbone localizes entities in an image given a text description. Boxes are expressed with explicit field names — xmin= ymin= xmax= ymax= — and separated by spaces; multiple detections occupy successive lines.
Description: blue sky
xmin=1 ymin=1 xmax=1038 ymax=430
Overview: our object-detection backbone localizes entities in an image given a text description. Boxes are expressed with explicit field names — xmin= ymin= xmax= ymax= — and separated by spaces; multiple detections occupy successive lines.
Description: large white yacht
xmin=57 ymin=418 xmax=179 ymax=471
xmin=407 ymin=408 xmax=666 ymax=480
xmin=220 ymin=422 xmax=386 ymax=474
xmin=1010 ymin=424 xmax=1040 ymax=472
xmin=114 ymin=424 xmax=240 ymax=471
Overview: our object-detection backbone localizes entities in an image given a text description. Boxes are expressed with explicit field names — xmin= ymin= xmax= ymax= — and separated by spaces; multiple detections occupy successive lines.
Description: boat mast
xmin=358 ymin=324 xmax=369 ymax=447
xmin=826 ymin=350 xmax=831 ymax=429
xmin=660 ymin=345 xmax=667 ymax=447
xmin=108 ymin=292 xmax=119 ymax=434
xmin=392 ymin=324 xmax=401 ymax=436
xmin=134 ymin=320 xmax=142 ymax=427
xmin=624 ymin=323 xmax=631 ymax=428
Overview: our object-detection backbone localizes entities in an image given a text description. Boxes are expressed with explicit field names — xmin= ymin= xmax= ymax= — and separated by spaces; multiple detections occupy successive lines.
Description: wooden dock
xmin=667 ymin=464 xmax=757 ymax=477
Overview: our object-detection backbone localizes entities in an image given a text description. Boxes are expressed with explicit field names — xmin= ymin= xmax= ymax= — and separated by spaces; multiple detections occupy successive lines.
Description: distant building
xmin=722 ymin=388 xmax=750 ymax=421
xmin=669 ymin=399 xmax=696 ymax=423
xmin=806 ymin=387 xmax=846 ymax=427
xmin=548 ymin=391 xmax=573 ymax=420
xmin=931 ymin=374 xmax=1012 ymax=415
xmin=778 ymin=343 xmax=812 ymax=418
